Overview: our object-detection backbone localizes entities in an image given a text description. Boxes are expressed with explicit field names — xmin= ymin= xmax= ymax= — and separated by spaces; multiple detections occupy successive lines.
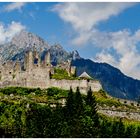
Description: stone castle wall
xmin=0 ymin=50 xmax=102 ymax=94
xmin=0 ymin=75 xmax=102 ymax=94
xmin=49 ymin=79 xmax=102 ymax=94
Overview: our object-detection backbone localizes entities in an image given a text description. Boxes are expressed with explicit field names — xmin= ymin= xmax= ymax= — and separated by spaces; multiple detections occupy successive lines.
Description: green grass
xmin=0 ymin=87 xmax=42 ymax=95
xmin=94 ymin=89 xmax=138 ymax=111
xmin=0 ymin=87 xmax=69 ymax=105
xmin=0 ymin=86 xmax=140 ymax=123
xmin=51 ymin=68 xmax=80 ymax=80
xmin=94 ymin=90 xmax=122 ymax=107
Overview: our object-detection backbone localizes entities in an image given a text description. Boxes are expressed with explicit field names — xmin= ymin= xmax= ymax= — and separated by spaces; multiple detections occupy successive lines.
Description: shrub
xmin=47 ymin=87 xmax=60 ymax=96
xmin=47 ymin=87 xmax=68 ymax=98
xmin=52 ymin=68 xmax=79 ymax=80
xmin=124 ymin=101 xmax=127 ymax=104
xmin=0 ymin=87 xmax=42 ymax=96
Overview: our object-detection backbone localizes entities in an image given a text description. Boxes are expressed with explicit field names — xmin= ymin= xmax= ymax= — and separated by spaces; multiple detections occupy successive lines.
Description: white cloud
xmin=53 ymin=2 xmax=136 ymax=45
xmin=0 ymin=21 xmax=25 ymax=44
xmin=53 ymin=3 xmax=140 ymax=79
xmin=89 ymin=29 xmax=140 ymax=79
xmin=3 ymin=2 xmax=26 ymax=12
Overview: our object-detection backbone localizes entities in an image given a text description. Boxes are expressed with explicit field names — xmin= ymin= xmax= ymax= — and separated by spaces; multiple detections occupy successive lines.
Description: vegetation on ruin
xmin=51 ymin=68 xmax=80 ymax=80
xmin=0 ymin=87 xmax=140 ymax=137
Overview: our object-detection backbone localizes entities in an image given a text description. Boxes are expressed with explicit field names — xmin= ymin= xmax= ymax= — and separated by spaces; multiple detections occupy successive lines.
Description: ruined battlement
xmin=0 ymin=50 xmax=102 ymax=94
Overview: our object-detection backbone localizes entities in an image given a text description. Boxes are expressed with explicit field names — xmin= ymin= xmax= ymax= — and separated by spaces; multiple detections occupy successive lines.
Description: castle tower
xmin=24 ymin=50 xmax=33 ymax=71
xmin=67 ymin=60 xmax=71 ymax=76
xmin=44 ymin=51 xmax=51 ymax=66
xmin=14 ymin=60 xmax=21 ymax=72
xmin=33 ymin=47 xmax=41 ymax=67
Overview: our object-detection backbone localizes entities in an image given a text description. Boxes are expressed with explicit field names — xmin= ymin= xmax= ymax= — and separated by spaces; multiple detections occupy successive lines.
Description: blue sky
xmin=1 ymin=2 xmax=140 ymax=79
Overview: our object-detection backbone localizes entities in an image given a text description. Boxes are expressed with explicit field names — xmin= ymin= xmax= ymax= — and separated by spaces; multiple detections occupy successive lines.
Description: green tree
xmin=86 ymin=87 xmax=99 ymax=127
xmin=111 ymin=119 xmax=125 ymax=138
xmin=67 ymin=87 xmax=84 ymax=137
xmin=100 ymin=119 xmax=112 ymax=137
xmin=125 ymin=125 xmax=136 ymax=138
xmin=136 ymin=126 xmax=140 ymax=138
xmin=86 ymin=87 xmax=94 ymax=106
xmin=74 ymin=87 xmax=83 ymax=117
xmin=117 ymin=118 xmax=125 ymax=138
xmin=66 ymin=87 xmax=75 ymax=117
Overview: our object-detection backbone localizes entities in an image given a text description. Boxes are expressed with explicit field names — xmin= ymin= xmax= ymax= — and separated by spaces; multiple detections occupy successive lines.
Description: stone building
xmin=0 ymin=50 xmax=102 ymax=94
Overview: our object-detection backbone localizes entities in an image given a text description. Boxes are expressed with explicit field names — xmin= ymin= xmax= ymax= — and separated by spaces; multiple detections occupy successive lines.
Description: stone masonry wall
xmin=0 ymin=65 xmax=102 ymax=94
xmin=0 ymin=51 xmax=102 ymax=94
xmin=50 ymin=79 xmax=102 ymax=94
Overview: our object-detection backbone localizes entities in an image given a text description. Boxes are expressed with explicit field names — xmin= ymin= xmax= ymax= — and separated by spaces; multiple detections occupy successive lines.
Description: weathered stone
xmin=98 ymin=109 xmax=140 ymax=121
xmin=0 ymin=50 xmax=102 ymax=94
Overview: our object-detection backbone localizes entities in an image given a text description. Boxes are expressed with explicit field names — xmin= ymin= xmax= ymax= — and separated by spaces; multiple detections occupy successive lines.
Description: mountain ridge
xmin=72 ymin=58 xmax=140 ymax=100
xmin=0 ymin=31 xmax=81 ymax=64
xmin=0 ymin=30 xmax=140 ymax=100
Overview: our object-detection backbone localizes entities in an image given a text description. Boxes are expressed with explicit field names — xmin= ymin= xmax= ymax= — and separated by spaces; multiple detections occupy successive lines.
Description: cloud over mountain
xmin=0 ymin=21 xmax=25 ymax=44
xmin=53 ymin=2 xmax=140 ymax=80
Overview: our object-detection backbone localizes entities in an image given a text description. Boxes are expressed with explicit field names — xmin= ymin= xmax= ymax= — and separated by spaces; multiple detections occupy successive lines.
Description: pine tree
xmin=86 ymin=87 xmax=97 ymax=111
xmin=66 ymin=87 xmax=84 ymax=137
xmin=136 ymin=126 xmax=140 ymax=138
xmin=74 ymin=87 xmax=83 ymax=117
xmin=111 ymin=119 xmax=125 ymax=138
xmin=66 ymin=87 xmax=75 ymax=117
xmin=125 ymin=125 xmax=136 ymax=138
xmin=86 ymin=87 xmax=99 ymax=126
xmin=100 ymin=119 xmax=113 ymax=138
xmin=118 ymin=118 xmax=125 ymax=138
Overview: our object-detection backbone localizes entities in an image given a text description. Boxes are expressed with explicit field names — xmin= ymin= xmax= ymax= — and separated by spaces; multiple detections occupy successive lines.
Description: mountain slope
xmin=0 ymin=31 xmax=50 ymax=63
xmin=0 ymin=31 xmax=80 ymax=64
xmin=72 ymin=58 xmax=140 ymax=100
xmin=0 ymin=30 xmax=140 ymax=100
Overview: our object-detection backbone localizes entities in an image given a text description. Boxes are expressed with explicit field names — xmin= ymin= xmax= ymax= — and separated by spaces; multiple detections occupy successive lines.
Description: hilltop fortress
xmin=0 ymin=49 xmax=102 ymax=94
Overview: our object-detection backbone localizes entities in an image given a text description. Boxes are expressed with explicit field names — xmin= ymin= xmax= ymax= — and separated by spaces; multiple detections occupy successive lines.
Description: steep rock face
xmin=49 ymin=44 xmax=72 ymax=64
xmin=0 ymin=31 xmax=50 ymax=63
xmin=72 ymin=58 xmax=140 ymax=100
xmin=0 ymin=31 xmax=80 ymax=64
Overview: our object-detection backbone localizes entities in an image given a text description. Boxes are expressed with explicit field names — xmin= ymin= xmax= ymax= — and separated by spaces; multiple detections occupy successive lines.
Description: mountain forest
xmin=0 ymin=86 xmax=140 ymax=138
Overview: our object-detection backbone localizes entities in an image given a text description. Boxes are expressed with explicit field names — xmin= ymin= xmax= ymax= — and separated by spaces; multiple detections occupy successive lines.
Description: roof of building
xmin=79 ymin=71 xmax=92 ymax=79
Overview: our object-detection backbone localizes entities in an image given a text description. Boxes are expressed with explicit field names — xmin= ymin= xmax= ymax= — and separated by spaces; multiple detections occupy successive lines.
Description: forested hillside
xmin=0 ymin=87 xmax=140 ymax=138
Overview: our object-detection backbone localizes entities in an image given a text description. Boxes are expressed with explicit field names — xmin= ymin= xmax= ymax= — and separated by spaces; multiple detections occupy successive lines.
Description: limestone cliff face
xmin=0 ymin=31 xmax=81 ymax=64
xmin=0 ymin=31 xmax=50 ymax=63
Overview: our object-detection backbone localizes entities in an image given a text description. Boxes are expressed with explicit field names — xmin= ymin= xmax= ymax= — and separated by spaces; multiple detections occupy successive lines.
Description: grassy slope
xmin=94 ymin=89 xmax=139 ymax=111
xmin=0 ymin=87 xmax=140 ymax=123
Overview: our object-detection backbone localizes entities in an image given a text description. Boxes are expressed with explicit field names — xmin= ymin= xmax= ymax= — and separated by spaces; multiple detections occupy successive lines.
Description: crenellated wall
xmin=0 ymin=50 xmax=102 ymax=94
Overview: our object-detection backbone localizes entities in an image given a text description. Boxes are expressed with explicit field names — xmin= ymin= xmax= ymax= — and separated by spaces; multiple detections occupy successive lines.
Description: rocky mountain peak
xmin=51 ymin=44 xmax=63 ymax=49
xmin=71 ymin=50 xmax=81 ymax=60
xmin=0 ymin=30 xmax=81 ymax=64
xmin=11 ymin=30 xmax=50 ymax=51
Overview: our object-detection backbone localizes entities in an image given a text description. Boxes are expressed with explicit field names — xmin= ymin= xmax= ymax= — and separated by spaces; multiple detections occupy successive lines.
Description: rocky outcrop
xmin=98 ymin=109 xmax=140 ymax=121
xmin=0 ymin=31 xmax=80 ymax=65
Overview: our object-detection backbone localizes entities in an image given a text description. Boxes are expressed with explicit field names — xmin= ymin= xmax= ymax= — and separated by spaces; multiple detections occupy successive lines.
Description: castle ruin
xmin=0 ymin=49 xmax=102 ymax=94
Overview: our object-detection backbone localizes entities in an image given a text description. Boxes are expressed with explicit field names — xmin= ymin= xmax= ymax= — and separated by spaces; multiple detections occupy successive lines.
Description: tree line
xmin=0 ymin=87 xmax=140 ymax=137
